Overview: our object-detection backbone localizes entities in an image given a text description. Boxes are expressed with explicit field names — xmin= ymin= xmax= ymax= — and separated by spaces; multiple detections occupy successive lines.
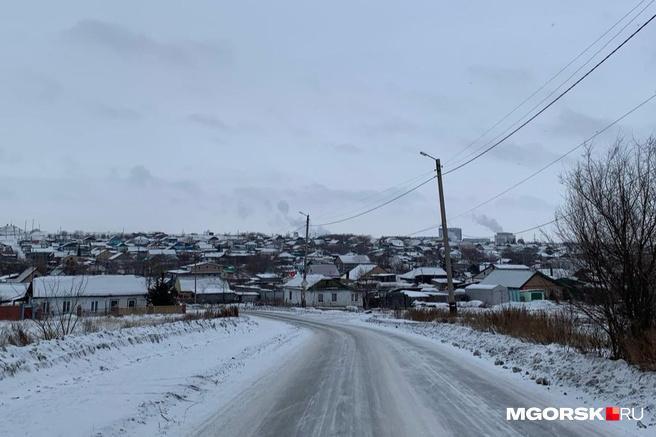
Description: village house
xmin=175 ymin=276 xmax=238 ymax=304
xmin=478 ymin=265 xmax=562 ymax=300
xmin=399 ymin=267 xmax=447 ymax=285
xmin=335 ymin=254 xmax=372 ymax=274
xmin=283 ymin=274 xmax=361 ymax=308
xmin=30 ymin=275 xmax=149 ymax=316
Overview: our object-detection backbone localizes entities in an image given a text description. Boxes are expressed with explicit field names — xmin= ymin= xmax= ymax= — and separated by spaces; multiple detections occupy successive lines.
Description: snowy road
xmin=193 ymin=312 xmax=631 ymax=437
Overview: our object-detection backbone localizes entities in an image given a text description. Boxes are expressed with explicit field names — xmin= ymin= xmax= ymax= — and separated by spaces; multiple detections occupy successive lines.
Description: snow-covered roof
xmin=465 ymin=283 xmax=506 ymax=291
xmin=148 ymin=249 xmax=177 ymax=256
xmin=32 ymin=275 xmax=148 ymax=298
xmin=177 ymin=277 xmax=232 ymax=294
xmin=256 ymin=273 xmax=279 ymax=279
xmin=479 ymin=269 xmax=535 ymax=289
xmin=0 ymin=282 xmax=28 ymax=302
xmin=284 ymin=274 xmax=327 ymax=289
xmin=538 ymin=268 xmax=570 ymax=280
xmin=494 ymin=264 xmax=529 ymax=270
xmin=343 ymin=264 xmax=377 ymax=281
xmin=400 ymin=290 xmax=429 ymax=298
xmin=400 ymin=267 xmax=447 ymax=280
xmin=337 ymin=254 xmax=371 ymax=265
xmin=307 ymin=264 xmax=340 ymax=278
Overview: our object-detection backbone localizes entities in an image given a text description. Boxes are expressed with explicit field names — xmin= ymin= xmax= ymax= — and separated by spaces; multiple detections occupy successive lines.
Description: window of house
xmin=331 ymin=293 xmax=337 ymax=302
xmin=351 ymin=293 xmax=357 ymax=302
xmin=90 ymin=301 xmax=98 ymax=312
xmin=318 ymin=293 xmax=323 ymax=303
xmin=289 ymin=291 xmax=292 ymax=300
xmin=128 ymin=299 xmax=136 ymax=308
xmin=110 ymin=300 xmax=119 ymax=308
xmin=62 ymin=301 xmax=71 ymax=314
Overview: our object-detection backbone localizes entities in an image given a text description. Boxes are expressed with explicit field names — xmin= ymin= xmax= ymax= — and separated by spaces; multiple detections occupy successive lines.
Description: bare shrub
xmin=559 ymin=138 xmax=656 ymax=364
xmin=405 ymin=307 xmax=608 ymax=356
xmin=183 ymin=305 xmax=239 ymax=322
xmin=623 ymin=328 xmax=656 ymax=371
xmin=32 ymin=276 xmax=87 ymax=340
xmin=1 ymin=323 xmax=34 ymax=347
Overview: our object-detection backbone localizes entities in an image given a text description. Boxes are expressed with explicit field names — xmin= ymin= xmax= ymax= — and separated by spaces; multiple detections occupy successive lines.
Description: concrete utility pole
xmin=299 ymin=212 xmax=309 ymax=308
xmin=420 ymin=152 xmax=457 ymax=315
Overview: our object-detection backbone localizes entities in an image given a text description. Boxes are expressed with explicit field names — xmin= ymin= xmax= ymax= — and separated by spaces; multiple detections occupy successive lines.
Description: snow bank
xmin=0 ymin=317 xmax=249 ymax=380
xmin=0 ymin=315 xmax=308 ymax=436
xmin=363 ymin=315 xmax=656 ymax=429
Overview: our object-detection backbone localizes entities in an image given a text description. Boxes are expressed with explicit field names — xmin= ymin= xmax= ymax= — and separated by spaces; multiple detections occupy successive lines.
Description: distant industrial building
xmin=495 ymin=232 xmax=516 ymax=245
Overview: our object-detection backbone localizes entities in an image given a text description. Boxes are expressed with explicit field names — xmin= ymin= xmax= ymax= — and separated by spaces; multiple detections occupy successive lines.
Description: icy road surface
xmin=193 ymin=311 xmax=632 ymax=437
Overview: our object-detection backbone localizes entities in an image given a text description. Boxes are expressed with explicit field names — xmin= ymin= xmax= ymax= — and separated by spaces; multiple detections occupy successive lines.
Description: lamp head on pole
xmin=419 ymin=151 xmax=437 ymax=161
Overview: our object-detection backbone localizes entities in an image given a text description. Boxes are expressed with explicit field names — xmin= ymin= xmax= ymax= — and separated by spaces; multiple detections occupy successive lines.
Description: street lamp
xmin=420 ymin=151 xmax=457 ymax=315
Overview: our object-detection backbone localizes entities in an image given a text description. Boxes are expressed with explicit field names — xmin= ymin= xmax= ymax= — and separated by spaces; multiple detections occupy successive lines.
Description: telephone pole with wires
xmin=420 ymin=152 xmax=457 ymax=315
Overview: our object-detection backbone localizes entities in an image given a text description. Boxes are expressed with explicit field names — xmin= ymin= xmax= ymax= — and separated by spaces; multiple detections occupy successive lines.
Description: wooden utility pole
xmin=301 ymin=213 xmax=309 ymax=308
xmin=421 ymin=152 xmax=457 ymax=315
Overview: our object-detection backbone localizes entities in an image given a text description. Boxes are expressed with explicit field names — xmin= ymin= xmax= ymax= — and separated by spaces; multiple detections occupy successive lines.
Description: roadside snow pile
xmin=0 ymin=317 xmax=253 ymax=380
xmin=494 ymin=300 xmax=562 ymax=312
xmin=0 ymin=315 xmax=307 ymax=437
xmin=364 ymin=315 xmax=656 ymax=428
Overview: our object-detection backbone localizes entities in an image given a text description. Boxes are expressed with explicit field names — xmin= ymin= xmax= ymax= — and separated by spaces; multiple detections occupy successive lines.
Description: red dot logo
xmin=606 ymin=407 xmax=620 ymax=421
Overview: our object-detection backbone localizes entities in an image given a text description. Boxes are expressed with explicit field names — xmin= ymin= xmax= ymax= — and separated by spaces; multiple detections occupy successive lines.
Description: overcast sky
xmin=1 ymin=1 xmax=654 ymax=238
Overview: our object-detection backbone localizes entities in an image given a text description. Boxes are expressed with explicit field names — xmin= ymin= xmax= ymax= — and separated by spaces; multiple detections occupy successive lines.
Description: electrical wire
xmin=444 ymin=0 xmax=652 ymax=166
xmin=406 ymin=91 xmax=656 ymax=236
xmin=311 ymin=175 xmax=437 ymax=227
xmin=442 ymin=13 xmax=656 ymax=176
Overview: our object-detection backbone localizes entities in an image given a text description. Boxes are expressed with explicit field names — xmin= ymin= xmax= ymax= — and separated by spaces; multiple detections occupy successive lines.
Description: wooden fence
xmin=113 ymin=305 xmax=185 ymax=316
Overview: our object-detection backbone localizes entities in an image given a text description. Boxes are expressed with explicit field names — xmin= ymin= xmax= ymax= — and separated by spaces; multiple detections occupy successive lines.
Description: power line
xmin=449 ymin=92 xmax=656 ymax=220
xmin=312 ymin=175 xmax=437 ymax=227
xmin=448 ymin=2 xmax=654 ymax=171
xmin=310 ymin=170 xmax=435 ymax=223
xmin=442 ymin=12 xmax=656 ymax=176
xmin=512 ymin=217 xmax=561 ymax=235
xmin=447 ymin=1 xmax=654 ymax=170
xmin=406 ymin=91 xmax=656 ymax=236
xmin=444 ymin=0 xmax=651 ymax=166
xmin=277 ymin=170 xmax=435 ymax=236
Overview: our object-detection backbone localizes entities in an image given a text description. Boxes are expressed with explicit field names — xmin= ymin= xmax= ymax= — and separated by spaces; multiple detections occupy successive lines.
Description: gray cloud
xmin=128 ymin=165 xmax=154 ymax=187
xmin=331 ymin=143 xmax=363 ymax=154
xmin=91 ymin=103 xmax=142 ymax=121
xmin=489 ymin=141 xmax=565 ymax=168
xmin=63 ymin=19 xmax=227 ymax=67
xmin=549 ymin=108 xmax=610 ymax=138
xmin=467 ymin=65 xmax=533 ymax=85
xmin=494 ymin=195 xmax=554 ymax=211
xmin=277 ymin=200 xmax=290 ymax=215
xmin=472 ymin=213 xmax=503 ymax=233
xmin=357 ymin=117 xmax=421 ymax=138
xmin=188 ymin=113 xmax=229 ymax=130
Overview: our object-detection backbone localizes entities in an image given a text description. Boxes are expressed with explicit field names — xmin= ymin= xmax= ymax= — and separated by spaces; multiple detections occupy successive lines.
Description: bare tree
xmin=558 ymin=138 xmax=656 ymax=362
xmin=33 ymin=276 xmax=87 ymax=340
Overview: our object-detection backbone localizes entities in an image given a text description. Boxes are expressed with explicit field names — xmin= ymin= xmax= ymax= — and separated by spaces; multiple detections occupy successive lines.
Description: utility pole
xmin=299 ymin=212 xmax=309 ymax=308
xmin=420 ymin=152 xmax=457 ymax=315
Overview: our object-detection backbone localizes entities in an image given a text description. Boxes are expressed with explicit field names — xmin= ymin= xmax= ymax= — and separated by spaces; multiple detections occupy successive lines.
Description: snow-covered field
xmin=251 ymin=306 xmax=656 ymax=431
xmin=0 ymin=315 xmax=309 ymax=436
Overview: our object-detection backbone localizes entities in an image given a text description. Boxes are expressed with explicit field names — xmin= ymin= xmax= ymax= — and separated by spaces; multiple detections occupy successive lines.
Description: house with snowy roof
xmin=30 ymin=275 xmax=148 ymax=316
xmin=175 ymin=277 xmax=237 ymax=304
xmin=335 ymin=253 xmax=372 ymax=273
xmin=399 ymin=267 xmax=447 ymax=285
xmin=478 ymin=267 xmax=562 ymax=301
xmin=282 ymin=274 xmax=361 ymax=308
